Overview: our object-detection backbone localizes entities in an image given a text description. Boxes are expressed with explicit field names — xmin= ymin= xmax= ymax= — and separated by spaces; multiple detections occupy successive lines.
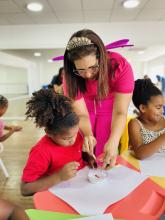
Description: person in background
xmin=133 ymin=77 xmax=152 ymax=116
xmin=128 ymin=79 xmax=165 ymax=160
xmin=63 ymin=29 xmax=134 ymax=168
xmin=21 ymin=89 xmax=96 ymax=196
xmin=0 ymin=95 xmax=22 ymax=142
xmin=49 ymin=67 xmax=64 ymax=94
xmin=143 ymin=74 xmax=149 ymax=79
xmin=0 ymin=199 xmax=29 ymax=220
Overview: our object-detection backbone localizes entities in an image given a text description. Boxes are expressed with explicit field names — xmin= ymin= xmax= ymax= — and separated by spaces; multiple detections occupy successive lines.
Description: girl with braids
xmin=64 ymin=29 xmax=134 ymax=168
xmin=0 ymin=95 xmax=22 ymax=142
xmin=128 ymin=79 xmax=165 ymax=160
xmin=21 ymin=89 xmax=96 ymax=196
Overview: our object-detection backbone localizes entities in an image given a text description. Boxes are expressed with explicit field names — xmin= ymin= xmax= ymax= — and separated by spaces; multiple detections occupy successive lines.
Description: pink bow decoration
xmin=105 ymin=39 xmax=133 ymax=49
xmin=52 ymin=56 xmax=64 ymax=61
xmin=52 ymin=39 xmax=133 ymax=61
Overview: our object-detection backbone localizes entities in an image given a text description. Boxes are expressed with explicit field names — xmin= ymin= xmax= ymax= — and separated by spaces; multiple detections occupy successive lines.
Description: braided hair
xmin=26 ymin=89 xmax=79 ymax=134
xmin=0 ymin=95 xmax=8 ymax=108
xmin=132 ymin=78 xmax=162 ymax=110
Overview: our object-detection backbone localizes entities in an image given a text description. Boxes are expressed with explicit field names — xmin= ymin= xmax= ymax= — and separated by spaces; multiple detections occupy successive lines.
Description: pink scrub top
xmin=64 ymin=52 xmax=134 ymax=156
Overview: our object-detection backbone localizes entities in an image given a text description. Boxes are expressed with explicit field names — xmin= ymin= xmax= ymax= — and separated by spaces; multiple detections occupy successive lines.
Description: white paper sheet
xmin=49 ymin=166 xmax=147 ymax=215
xmin=70 ymin=213 xmax=113 ymax=220
xmin=140 ymin=153 xmax=165 ymax=177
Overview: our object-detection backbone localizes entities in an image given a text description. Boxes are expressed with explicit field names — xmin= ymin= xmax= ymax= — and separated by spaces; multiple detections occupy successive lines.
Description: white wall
xmin=0 ymin=65 xmax=28 ymax=94
xmin=40 ymin=61 xmax=63 ymax=86
xmin=145 ymin=55 xmax=165 ymax=83
xmin=0 ymin=51 xmax=41 ymax=95
xmin=115 ymin=49 xmax=145 ymax=80
xmin=37 ymin=50 xmax=64 ymax=86
xmin=125 ymin=59 xmax=144 ymax=80
xmin=0 ymin=22 xmax=165 ymax=49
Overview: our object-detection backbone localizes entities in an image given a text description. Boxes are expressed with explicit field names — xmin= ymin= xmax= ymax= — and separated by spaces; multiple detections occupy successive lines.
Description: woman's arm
xmin=21 ymin=161 xmax=79 ymax=196
xmin=129 ymin=119 xmax=165 ymax=160
xmin=72 ymin=98 xmax=93 ymax=136
xmin=72 ymin=98 xmax=96 ymax=155
xmin=103 ymin=92 xmax=132 ymax=168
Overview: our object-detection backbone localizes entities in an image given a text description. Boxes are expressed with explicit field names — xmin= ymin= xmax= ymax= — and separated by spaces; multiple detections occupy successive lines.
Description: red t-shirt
xmin=22 ymin=132 xmax=85 ymax=182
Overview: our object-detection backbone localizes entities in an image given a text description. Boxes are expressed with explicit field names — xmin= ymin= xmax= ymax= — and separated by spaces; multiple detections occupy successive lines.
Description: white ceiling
xmin=0 ymin=0 xmax=165 ymax=25
xmin=0 ymin=0 xmax=165 ymax=62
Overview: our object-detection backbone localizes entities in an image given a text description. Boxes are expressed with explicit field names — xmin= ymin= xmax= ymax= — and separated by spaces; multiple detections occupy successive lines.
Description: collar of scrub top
xmin=52 ymin=39 xmax=134 ymax=61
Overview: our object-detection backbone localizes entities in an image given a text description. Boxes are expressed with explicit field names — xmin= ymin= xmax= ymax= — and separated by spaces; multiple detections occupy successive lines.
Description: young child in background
xmin=128 ymin=79 xmax=165 ymax=160
xmin=0 ymin=95 xmax=22 ymax=142
xmin=49 ymin=67 xmax=64 ymax=94
xmin=21 ymin=89 xmax=96 ymax=196
xmin=0 ymin=199 xmax=29 ymax=220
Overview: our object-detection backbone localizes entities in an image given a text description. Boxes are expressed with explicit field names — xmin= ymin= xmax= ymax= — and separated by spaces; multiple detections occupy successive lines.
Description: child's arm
xmin=128 ymin=119 xmax=165 ymax=160
xmin=4 ymin=125 xmax=12 ymax=130
xmin=0 ymin=199 xmax=29 ymax=220
xmin=0 ymin=127 xmax=15 ymax=142
xmin=0 ymin=126 xmax=22 ymax=142
xmin=4 ymin=125 xmax=22 ymax=131
xmin=21 ymin=161 xmax=79 ymax=196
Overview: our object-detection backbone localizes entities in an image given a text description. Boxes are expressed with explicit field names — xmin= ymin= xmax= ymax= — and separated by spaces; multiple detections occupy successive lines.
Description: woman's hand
xmin=87 ymin=155 xmax=97 ymax=169
xmin=82 ymin=152 xmax=97 ymax=169
xmin=83 ymin=135 xmax=97 ymax=157
xmin=102 ymin=142 xmax=118 ymax=170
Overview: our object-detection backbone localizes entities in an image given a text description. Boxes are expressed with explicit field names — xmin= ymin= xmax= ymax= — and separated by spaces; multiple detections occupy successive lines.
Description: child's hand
xmin=8 ymin=126 xmax=15 ymax=132
xmin=13 ymin=126 xmax=22 ymax=132
xmin=58 ymin=162 xmax=79 ymax=181
xmin=9 ymin=126 xmax=22 ymax=132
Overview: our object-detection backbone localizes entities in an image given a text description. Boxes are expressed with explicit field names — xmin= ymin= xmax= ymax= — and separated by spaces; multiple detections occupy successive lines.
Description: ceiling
xmin=0 ymin=0 xmax=165 ymax=62
xmin=3 ymin=48 xmax=63 ymax=61
xmin=0 ymin=0 xmax=165 ymax=25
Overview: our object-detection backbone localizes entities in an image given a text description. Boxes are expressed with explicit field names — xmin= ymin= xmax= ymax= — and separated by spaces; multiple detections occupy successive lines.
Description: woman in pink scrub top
xmin=63 ymin=29 xmax=134 ymax=168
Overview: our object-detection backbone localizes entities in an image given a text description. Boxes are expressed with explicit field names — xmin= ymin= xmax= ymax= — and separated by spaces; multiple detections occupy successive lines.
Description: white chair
xmin=0 ymin=143 xmax=9 ymax=178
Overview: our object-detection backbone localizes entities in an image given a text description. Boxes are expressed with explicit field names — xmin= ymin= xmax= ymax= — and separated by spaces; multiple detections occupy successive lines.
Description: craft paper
xmin=49 ymin=166 xmax=147 ymax=215
xmin=70 ymin=213 xmax=113 ymax=220
xmin=140 ymin=153 xmax=165 ymax=177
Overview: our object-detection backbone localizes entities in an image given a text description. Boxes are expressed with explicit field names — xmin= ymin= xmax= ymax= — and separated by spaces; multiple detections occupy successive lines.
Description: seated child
xmin=0 ymin=95 xmax=22 ymax=142
xmin=21 ymin=89 xmax=96 ymax=196
xmin=128 ymin=78 xmax=165 ymax=160
xmin=0 ymin=199 xmax=29 ymax=220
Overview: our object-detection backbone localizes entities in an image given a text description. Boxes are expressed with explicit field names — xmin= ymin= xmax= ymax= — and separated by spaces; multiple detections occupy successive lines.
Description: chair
xmin=0 ymin=143 xmax=9 ymax=178
xmin=119 ymin=116 xmax=134 ymax=154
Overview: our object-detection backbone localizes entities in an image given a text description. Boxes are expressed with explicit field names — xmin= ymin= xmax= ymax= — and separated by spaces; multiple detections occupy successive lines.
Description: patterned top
xmin=136 ymin=118 xmax=165 ymax=153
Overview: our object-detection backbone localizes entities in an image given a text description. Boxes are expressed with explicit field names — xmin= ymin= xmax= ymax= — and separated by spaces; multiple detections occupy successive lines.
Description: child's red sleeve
xmin=21 ymin=147 xmax=50 ymax=182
